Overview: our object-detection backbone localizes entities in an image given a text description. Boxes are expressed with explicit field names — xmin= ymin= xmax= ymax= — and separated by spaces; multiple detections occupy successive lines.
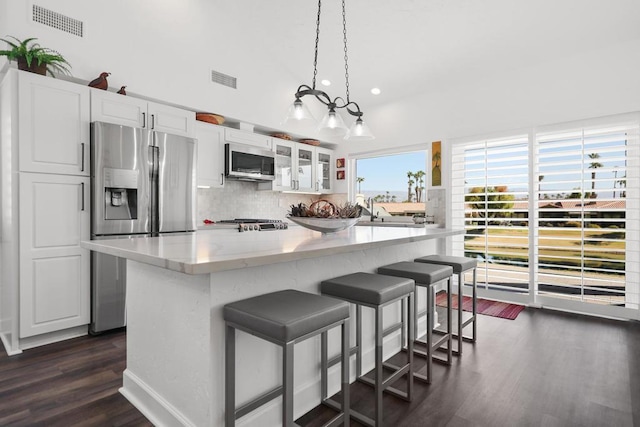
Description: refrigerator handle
xmin=149 ymin=145 xmax=160 ymax=233
xmin=142 ymin=112 xmax=146 ymax=128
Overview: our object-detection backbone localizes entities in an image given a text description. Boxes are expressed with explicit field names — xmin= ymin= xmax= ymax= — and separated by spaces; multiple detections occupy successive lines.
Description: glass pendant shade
xmin=345 ymin=118 xmax=375 ymax=141
xmin=318 ymin=110 xmax=348 ymax=137
xmin=283 ymin=99 xmax=315 ymax=125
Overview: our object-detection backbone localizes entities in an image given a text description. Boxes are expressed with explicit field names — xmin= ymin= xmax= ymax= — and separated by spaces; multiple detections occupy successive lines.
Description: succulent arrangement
xmin=288 ymin=200 xmax=363 ymax=219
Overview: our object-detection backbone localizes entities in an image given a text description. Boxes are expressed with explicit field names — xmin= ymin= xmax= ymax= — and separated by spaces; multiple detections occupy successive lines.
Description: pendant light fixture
xmin=283 ymin=0 xmax=375 ymax=141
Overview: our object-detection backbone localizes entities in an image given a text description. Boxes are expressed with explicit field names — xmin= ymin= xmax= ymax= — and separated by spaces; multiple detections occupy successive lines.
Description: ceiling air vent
xmin=32 ymin=4 xmax=83 ymax=37
xmin=211 ymin=70 xmax=237 ymax=89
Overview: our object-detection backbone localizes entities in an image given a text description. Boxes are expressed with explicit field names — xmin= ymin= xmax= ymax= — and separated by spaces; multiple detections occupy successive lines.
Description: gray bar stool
xmin=415 ymin=255 xmax=478 ymax=355
xmin=377 ymin=262 xmax=453 ymax=384
xmin=224 ymin=289 xmax=350 ymax=427
xmin=321 ymin=272 xmax=415 ymax=427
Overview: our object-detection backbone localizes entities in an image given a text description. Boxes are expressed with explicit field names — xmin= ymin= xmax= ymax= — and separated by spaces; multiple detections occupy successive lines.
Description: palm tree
xmin=413 ymin=170 xmax=425 ymax=202
xmin=588 ymin=153 xmax=603 ymax=198
xmin=356 ymin=176 xmax=365 ymax=194
xmin=406 ymin=171 xmax=414 ymax=202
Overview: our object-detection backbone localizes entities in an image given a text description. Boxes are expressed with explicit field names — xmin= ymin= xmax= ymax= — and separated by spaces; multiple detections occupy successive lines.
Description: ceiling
xmin=219 ymin=0 xmax=640 ymax=111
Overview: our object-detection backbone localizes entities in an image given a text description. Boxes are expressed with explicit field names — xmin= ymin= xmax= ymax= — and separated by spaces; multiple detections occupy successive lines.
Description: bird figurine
xmin=88 ymin=72 xmax=110 ymax=90
xmin=117 ymin=86 xmax=127 ymax=95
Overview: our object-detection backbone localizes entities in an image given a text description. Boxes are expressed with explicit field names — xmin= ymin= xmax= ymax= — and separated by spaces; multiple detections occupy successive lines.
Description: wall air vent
xmin=211 ymin=70 xmax=237 ymax=89
xmin=32 ymin=5 xmax=84 ymax=37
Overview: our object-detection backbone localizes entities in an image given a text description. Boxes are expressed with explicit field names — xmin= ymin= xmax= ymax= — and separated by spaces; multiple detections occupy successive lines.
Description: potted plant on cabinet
xmin=0 ymin=36 xmax=71 ymax=76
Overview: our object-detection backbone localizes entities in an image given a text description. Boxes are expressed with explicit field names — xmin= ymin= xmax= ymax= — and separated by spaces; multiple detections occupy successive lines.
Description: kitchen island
xmin=82 ymin=225 xmax=463 ymax=427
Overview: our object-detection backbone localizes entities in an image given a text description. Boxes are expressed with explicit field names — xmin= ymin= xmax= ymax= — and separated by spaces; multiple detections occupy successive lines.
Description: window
xmin=354 ymin=151 xmax=427 ymax=217
xmin=451 ymin=115 xmax=640 ymax=318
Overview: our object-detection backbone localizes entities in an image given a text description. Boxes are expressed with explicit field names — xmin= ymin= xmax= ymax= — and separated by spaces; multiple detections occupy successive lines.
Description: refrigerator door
xmin=90 ymin=250 xmax=127 ymax=334
xmin=91 ymin=122 xmax=151 ymax=236
xmin=153 ymin=131 xmax=197 ymax=233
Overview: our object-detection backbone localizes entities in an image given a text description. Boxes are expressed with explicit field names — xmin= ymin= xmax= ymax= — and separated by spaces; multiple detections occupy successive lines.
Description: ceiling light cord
xmin=312 ymin=0 xmax=322 ymax=90
xmin=342 ymin=0 xmax=350 ymax=103
xmin=283 ymin=0 xmax=374 ymax=140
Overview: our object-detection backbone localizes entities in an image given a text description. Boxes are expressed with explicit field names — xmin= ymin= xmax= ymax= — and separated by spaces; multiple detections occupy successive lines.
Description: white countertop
xmin=82 ymin=226 xmax=463 ymax=275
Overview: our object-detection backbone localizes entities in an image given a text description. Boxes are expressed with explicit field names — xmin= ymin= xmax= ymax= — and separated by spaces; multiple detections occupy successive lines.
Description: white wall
xmin=1 ymin=0 xmax=301 ymax=132
xmin=347 ymin=38 xmax=640 ymax=155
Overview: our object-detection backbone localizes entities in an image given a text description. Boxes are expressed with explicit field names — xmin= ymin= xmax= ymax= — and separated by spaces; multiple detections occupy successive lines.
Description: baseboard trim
xmin=120 ymin=369 xmax=196 ymax=427
xmin=18 ymin=325 xmax=88 ymax=351
xmin=0 ymin=332 xmax=22 ymax=356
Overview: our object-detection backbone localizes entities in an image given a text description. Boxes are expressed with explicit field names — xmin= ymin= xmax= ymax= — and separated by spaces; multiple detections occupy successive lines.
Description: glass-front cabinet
xmin=273 ymin=140 xmax=295 ymax=191
xmin=316 ymin=147 xmax=332 ymax=192
xmin=264 ymin=138 xmax=333 ymax=193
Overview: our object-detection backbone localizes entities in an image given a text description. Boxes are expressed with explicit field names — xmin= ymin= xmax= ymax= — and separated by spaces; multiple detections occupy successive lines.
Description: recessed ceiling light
xmin=321 ymin=79 xmax=331 ymax=86
xmin=371 ymin=87 xmax=381 ymax=95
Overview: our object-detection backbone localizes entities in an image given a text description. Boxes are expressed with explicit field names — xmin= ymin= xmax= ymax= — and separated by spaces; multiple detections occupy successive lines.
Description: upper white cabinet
xmin=195 ymin=121 xmax=225 ymax=188
xmin=264 ymin=138 xmax=333 ymax=193
xmin=90 ymin=89 xmax=195 ymax=137
xmin=18 ymin=172 xmax=90 ymax=338
xmin=18 ymin=71 xmax=90 ymax=176
xmin=223 ymin=128 xmax=272 ymax=150
xmin=315 ymin=146 xmax=333 ymax=193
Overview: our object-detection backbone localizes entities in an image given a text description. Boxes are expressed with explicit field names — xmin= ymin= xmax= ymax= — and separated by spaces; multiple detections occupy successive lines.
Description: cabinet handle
xmin=220 ymin=173 xmax=224 ymax=186
xmin=80 ymin=143 xmax=85 ymax=172
xmin=81 ymin=182 xmax=85 ymax=211
xmin=142 ymin=112 xmax=146 ymax=128
xmin=151 ymin=114 xmax=155 ymax=129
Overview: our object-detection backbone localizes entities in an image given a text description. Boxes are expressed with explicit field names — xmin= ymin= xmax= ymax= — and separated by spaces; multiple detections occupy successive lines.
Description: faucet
xmin=368 ymin=197 xmax=378 ymax=222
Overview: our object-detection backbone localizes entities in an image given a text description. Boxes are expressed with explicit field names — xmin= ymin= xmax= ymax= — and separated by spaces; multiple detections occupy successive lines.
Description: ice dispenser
xmin=104 ymin=167 xmax=138 ymax=220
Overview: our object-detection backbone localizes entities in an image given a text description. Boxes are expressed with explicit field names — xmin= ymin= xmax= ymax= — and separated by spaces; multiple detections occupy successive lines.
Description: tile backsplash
xmin=426 ymin=189 xmax=446 ymax=226
xmin=197 ymin=180 xmax=347 ymax=223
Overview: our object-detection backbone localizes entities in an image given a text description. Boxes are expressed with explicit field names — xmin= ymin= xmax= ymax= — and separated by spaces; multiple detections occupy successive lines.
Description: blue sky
xmin=355 ymin=151 xmax=427 ymax=192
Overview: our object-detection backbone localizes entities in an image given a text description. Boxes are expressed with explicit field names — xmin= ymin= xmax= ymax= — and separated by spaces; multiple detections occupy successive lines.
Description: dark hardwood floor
xmin=1 ymin=308 xmax=639 ymax=426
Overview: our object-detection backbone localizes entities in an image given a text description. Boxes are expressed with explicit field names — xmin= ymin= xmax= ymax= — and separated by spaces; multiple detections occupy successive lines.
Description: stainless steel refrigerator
xmin=90 ymin=121 xmax=196 ymax=333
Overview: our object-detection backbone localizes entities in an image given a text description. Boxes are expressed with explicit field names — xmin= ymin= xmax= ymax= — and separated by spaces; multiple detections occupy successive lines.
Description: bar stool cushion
xmin=378 ymin=262 xmax=453 ymax=286
xmin=321 ymin=272 xmax=414 ymax=306
xmin=415 ymin=255 xmax=477 ymax=274
xmin=223 ymin=290 xmax=349 ymax=342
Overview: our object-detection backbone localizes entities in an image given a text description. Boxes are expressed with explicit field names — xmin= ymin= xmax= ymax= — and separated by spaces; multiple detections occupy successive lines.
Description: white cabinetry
xmin=18 ymin=71 xmax=90 ymax=176
xmin=195 ymin=121 xmax=225 ymax=188
xmin=264 ymin=138 xmax=333 ymax=193
xmin=19 ymin=173 xmax=90 ymax=337
xmin=223 ymin=128 xmax=272 ymax=150
xmin=90 ymin=89 xmax=195 ymax=137
xmin=0 ymin=69 xmax=91 ymax=354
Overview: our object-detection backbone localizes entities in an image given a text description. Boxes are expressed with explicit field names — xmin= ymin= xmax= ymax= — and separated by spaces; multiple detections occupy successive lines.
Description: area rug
xmin=435 ymin=293 xmax=525 ymax=320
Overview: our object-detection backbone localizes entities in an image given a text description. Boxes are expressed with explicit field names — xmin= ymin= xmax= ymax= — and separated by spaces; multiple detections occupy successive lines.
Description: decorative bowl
xmin=287 ymin=216 xmax=360 ymax=233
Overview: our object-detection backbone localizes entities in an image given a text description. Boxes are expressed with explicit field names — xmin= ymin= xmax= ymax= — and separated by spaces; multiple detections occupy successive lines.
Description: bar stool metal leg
xmin=225 ymin=324 xmax=235 ymax=427
xmin=283 ymin=342 xmax=295 ymax=426
xmin=374 ymin=306 xmax=383 ymax=426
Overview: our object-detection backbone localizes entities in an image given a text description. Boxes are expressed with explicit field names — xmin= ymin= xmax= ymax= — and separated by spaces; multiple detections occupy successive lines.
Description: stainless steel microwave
xmin=225 ymin=143 xmax=275 ymax=181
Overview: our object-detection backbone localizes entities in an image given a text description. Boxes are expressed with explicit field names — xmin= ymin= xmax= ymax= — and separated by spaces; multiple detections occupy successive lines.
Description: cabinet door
xmin=18 ymin=71 xmax=90 ymax=176
xmin=19 ymin=173 xmax=90 ymax=338
xmin=90 ymin=88 xmax=146 ymax=128
xmin=315 ymin=147 xmax=333 ymax=193
xmin=272 ymin=139 xmax=295 ymax=191
xmin=148 ymin=102 xmax=195 ymax=137
xmin=195 ymin=122 xmax=225 ymax=188
xmin=296 ymin=145 xmax=315 ymax=192
xmin=224 ymin=128 xmax=272 ymax=150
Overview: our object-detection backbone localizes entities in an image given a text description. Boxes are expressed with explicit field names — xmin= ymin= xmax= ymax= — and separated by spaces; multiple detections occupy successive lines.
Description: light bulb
xmin=345 ymin=117 xmax=375 ymax=141
xmin=282 ymin=98 xmax=315 ymax=126
xmin=318 ymin=109 xmax=348 ymax=137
